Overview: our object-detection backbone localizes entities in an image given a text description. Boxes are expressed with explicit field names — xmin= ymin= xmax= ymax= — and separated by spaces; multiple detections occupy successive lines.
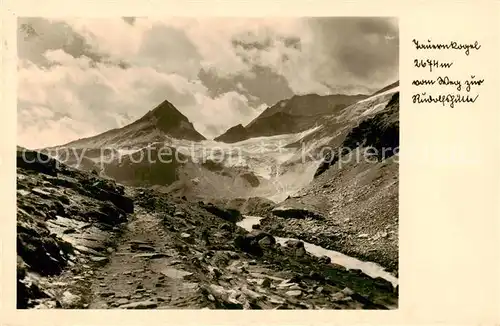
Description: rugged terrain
xmin=17 ymin=82 xmax=400 ymax=309
xmin=260 ymin=92 xmax=400 ymax=272
xmin=17 ymin=150 xmax=397 ymax=309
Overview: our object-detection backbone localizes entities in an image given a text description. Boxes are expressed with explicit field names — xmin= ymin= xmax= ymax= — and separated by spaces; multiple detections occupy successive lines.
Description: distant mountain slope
xmin=260 ymin=92 xmax=400 ymax=272
xmin=57 ymin=99 xmax=205 ymax=149
xmin=214 ymin=93 xmax=368 ymax=143
xmin=370 ymin=81 xmax=399 ymax=97
xmin=213 ymin=124 xmax=249 ymax=143
xmin=251 ymin=93 xmax=367 ymax=121
xmin=37 ymin=82 xmax=399 ymax=206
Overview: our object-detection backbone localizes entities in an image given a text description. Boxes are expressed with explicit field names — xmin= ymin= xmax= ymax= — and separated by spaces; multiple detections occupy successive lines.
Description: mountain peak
xmin=55 ymin=99 xmax=205 ymax=148
xmin=214 ymin=124 xmax=248 ymax=143
xmin=144 ymin=100 xmax=189 ymax=124
xmin=132 ymin=99 xmax=205 ymax=141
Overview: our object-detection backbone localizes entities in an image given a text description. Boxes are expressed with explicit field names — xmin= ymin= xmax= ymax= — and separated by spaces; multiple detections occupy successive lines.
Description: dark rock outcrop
xmin=272 ymin=205 xmax=323 ymax=220
xmin=16 ymin=149 xmax=134 ymax=308
xmin=234 ymin=230 xmax=276 ymax=256
xmin=199 ymin=202 xmax=242 ymax=223
xmin=314 ymin=92 xmax=399 ymax=178
xmin=17 ymin=149 xmax=58 ymax=176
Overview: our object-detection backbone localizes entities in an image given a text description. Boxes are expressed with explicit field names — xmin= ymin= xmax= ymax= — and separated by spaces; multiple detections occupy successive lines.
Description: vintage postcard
xmin=1 ymin=0 xmax=498 ymax=325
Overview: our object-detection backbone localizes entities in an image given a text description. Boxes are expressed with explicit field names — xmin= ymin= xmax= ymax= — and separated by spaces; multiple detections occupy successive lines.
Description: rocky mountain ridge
xmin=215 ymin=93 xmax=368 ymax=143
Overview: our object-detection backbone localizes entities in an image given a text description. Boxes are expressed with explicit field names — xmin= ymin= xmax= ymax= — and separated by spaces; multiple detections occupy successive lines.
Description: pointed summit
xmin=56 ymin=99 xmax=205 ymax=149
xmin=137 ymin=99 xmax=195 ymax=135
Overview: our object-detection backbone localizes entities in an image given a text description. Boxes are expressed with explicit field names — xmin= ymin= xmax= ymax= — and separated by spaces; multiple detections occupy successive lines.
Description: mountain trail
xmin=88 ymin=209 xmax=204 ymax=309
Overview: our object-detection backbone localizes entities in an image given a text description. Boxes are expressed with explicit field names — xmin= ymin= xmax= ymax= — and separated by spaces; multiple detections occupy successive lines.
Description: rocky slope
xmin=214 ymin=93 xmax=368 ymax=143
xmin=260 ymin=92 xmax=399 ymax=273
xmin=16 ymin=148 xmax=134 ymax=308
xmin=17 ymin=150 xmax=397 ymax=309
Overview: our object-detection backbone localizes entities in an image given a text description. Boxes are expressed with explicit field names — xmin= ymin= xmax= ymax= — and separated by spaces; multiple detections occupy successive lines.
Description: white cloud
xmin=190 ymin=91 xmax=266 ymax=138
xmin=17 ymin=17 xmax=398 ymax=148
xmin=56 ymin=18 xmax=145 ymax=59
xmin=17 ymin=46 xmax=264 ymax=148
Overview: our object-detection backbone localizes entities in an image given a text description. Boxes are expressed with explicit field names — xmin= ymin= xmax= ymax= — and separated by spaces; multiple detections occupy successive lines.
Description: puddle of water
xmin=237 ymin=215 xmax=265 ymax=231
xmin=237 ymin=215 xmax=398 ymax=287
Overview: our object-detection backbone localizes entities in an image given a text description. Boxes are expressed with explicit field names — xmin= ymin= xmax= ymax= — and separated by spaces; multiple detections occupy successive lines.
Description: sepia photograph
xmin=16 ymin=17 xmax=399 ymax=310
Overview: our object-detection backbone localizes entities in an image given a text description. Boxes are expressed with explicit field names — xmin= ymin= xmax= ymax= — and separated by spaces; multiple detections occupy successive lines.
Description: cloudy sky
xmin=17 ymin=17 xmax=398 ymax=149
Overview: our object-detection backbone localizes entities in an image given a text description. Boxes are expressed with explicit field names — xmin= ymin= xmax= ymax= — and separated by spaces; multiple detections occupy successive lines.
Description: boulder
xmin=118 ymin=299 xmax=158 ymax=309
xmin=272 ymin=206 xmax=323 ymax=220
xmin=258 ymin=236 xmax=274 ymax=248
xmin=319 ymin=255 xmax=332 ymax=264
xmin=251 ymin=230 xmax=276 ymax=245
xmin=180 ymin=233 xmax=194 ymax=243
xmin=234 ymin=234 xmax=263 ymax=256
xmin=295 ymin=247 xmax=307 ymax=258
xmin=95 ymin=189 xmax=134 ymax=214
xmin=234 ymin=230 xmax=276 ymax=256
xmin=285 ymin=239 xmax=304 ymax=249
xmin=285 ymin=290 xmax=302 ymax=297
xmin=60 ymin=291 xmax=83 ymax=308
xmin=17 ymin=231 xmax=67 ymax=276
xmin=200 ymin=202 xmax=242 ymax=222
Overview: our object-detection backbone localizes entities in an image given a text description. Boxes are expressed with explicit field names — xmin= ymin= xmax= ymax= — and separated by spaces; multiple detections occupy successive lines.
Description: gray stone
xmin=319 ymin=255 xmax=331 ymax=264
xmin=174 ymin=211 xmax=186 ymax=217
xmin=133 ymin=244 xmax=156 ymax=252
xmin=330 ymin=292 xmax=346 ymax=302
xmin=133 ymin=253 xmax=169 ymax=259
xmin=115 ymin=293 xmax=131 ymax=299
xmin=258 ymin=236 xmax=274 ymax=248
xmin=160 ymin=267 xmax=193 ymax=280
xmin=341 ymin=287 xmax=354 ymax=296
xmin=285 ymin=239 xmax=304 ymax=248
xmin=295 ymin=247 xmax=307 ymax=257
xmin=32 ymin=188 xmax=52 ymax=198
xmin=116 ymin=298 xmax=129 ymax=306
xmin=60 ymin=291 xmax=82 ymax=308
xmin=260 ymin=278 xmax=271 ymax=288
xmin=118 ymin=299 xmax=158 ymax=309
xmin=17 ymin=189 xmax=31 ymax=196
xmin=285 ymin=290 xmax=302 ymax=297
xmin=277 ymin=281 xmax=297 ymax=288
xmin=157 ymin=296 xmax=171 ymax=302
